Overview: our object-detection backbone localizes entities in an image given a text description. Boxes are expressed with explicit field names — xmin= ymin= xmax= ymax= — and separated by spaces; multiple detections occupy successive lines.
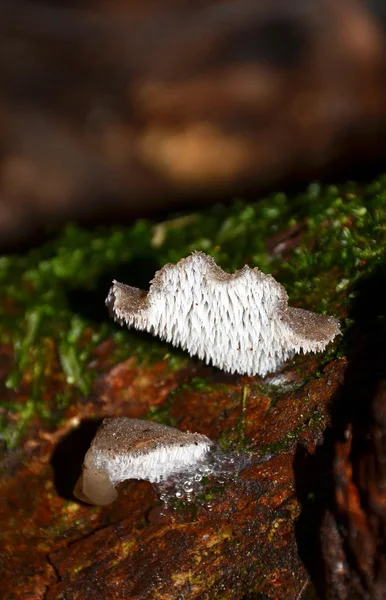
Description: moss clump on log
xmin=1 ymin=175 xmax=386 ymax=448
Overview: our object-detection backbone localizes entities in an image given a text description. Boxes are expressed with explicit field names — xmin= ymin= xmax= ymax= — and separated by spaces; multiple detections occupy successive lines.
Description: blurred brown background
xmin=0 ymin=0 xmax=385 ymax=248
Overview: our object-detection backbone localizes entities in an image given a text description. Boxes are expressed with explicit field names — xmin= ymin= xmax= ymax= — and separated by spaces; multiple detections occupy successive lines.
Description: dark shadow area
xmin=365 ymin=0 xmax=386 ymax=26
xmin=293 ymin=431 xmax=337 ymax=597
xmin=219 ymin=12 xmax=311 ymax=69
xmin=240 ymin=584 xmax=320 ymax=600
xmin=294 ymin=261 xmax=386 ymax=597
xmin=1 ymin=161 xmax=385 ymax=256
xmin=298 ymin=583 xmax=321 ymax=600
xmin=240 ymin=593 xmax=271 ymax=600
xmin=66 ymin=255 xmax=160 ymax=323
xmin=51 ymin=417 xmax=102 ymax=500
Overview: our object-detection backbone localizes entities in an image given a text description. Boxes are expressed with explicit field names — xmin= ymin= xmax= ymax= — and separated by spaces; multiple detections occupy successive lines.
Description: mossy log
xmin=1 ymin=177 xmax=386 ymax=598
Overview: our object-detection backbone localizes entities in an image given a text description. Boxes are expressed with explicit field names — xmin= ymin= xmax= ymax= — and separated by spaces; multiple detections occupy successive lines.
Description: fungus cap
xmin=74 ymin=417 xmax=213 ymax=505
xmin=107 ymin=252 xmax=341 ymax=376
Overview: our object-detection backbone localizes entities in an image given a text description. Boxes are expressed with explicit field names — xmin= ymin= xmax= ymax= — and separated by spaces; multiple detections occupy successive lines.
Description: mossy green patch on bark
xmin=1 ymin=175 xmax=386 ymax=448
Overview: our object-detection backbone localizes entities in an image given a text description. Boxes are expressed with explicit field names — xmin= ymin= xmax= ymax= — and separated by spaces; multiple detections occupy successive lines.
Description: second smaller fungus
xmin=74 ymin=418 xmax=213 ymax=505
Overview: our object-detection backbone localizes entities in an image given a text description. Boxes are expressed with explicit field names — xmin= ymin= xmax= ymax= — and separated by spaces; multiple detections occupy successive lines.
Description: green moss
xmin=1 ymin=175 xmax=386 ymax=447
xmin=0 ymin=399 xmax=36 ymax=449
xmin=184 ymin=377 xmax=216 ymax=392
xmin=218 ymin=386 xmax=253 ymax=453
xmin=146 ymin=390 xmax=178 ymax=427
xmin=258 ymin=425 xmax=305 ymax=457
xmin=180 ymin=377 xmax=229 ymax=393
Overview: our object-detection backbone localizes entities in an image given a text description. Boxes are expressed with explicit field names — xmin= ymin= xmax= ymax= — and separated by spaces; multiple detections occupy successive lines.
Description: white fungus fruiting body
xmin=106 ymin=252 xmax=341 ymax=377
xmin=74 ymin=418 xmax=212 ymax=505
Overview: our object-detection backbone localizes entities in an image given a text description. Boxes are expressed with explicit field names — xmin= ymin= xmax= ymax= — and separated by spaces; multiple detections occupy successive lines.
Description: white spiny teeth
xmin=106 ymin=252 xmax=341 ymax=377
